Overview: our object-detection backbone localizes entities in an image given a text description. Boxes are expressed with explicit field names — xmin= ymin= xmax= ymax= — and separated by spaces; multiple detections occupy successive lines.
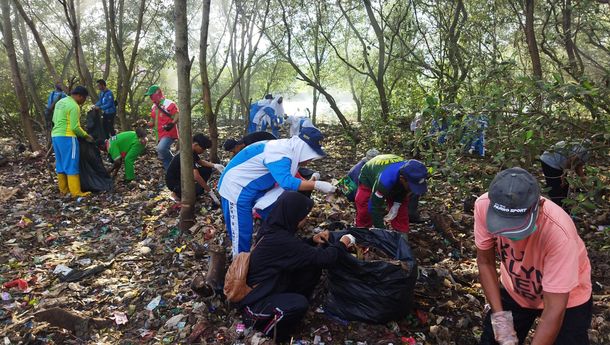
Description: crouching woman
xmin=238 ymin=191 xmax=354 ymax=341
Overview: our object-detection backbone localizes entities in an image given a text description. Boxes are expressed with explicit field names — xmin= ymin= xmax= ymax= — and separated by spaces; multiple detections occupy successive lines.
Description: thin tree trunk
xmin=200 ymin=0 xmax=219 ymax=162
xmin=1 ymin=0 xmax=41 ymax=151
xmin=363 ymin=0 xmax=389 ymax=120
xmin=312 ymin=88 xmax=318 ymax=124
xmin=60 ymin=0 xmax=97 ymax=100
xmin=175 ymin=0 xmax=195 ymax=231
xmin=12 ymin=0 xmax=64 ymax=88
xmin=14 ymin=15 xmax=44 ymax=123
xmin=105 ymin=0 xmax=147 ymax=130
xmin=524 ymin=0 xmax=543 ymax=80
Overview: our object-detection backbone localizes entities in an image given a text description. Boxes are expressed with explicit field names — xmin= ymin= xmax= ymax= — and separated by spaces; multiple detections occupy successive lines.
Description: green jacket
xmin=108 ymin=131 xmax=145 ymax=181
xmin=51 ymin=96 xmax=88 ymax=138
xmin=359 ymin=154 xmax=407 ymax=227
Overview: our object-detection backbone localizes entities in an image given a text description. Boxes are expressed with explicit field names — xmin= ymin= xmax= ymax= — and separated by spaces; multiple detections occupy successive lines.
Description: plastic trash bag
xmin=85 ymin=109 xmax=106 ymax=141
xmin=324 ymin=228 xmax=418 ymax=323
xmin=79 ymin=140 xmax=113 ymax=192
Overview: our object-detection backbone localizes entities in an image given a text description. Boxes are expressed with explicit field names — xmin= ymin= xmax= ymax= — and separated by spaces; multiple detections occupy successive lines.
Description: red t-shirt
xmin=150 ymin=99 xmax=179 ymax=140
xmin=474 ymin=193 xmax=591 ymax=309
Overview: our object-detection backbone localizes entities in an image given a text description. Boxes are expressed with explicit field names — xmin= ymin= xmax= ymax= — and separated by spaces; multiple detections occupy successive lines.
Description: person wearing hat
xmin=51 ymin=86 xmax=95 ymax=197
xmin=94 ymin=79 xmax=117 ymax=139
xmin=102 ymin=128 xmax=148 ymax=182
xmin=165 ymin=133 xmax=224 ymax=203
xmin=340 ymin=148 xmax=379 ymax=202
xmin=247 ymin=95 xmax=273 ymax=133
xmin=354 ymin=154 xmax=428 ymax=235
xmin=145 ymin=85 xmax=179 ymax=170
xmin=223 ymin=131 xmax=277 ymax=157
xmin=218 ymin=127 xmax=336 ymax=257
xmin=475 ymin=168 xmax=592 ymax=345
xmin=284 ymin=113 xmax=315 ymax=137
xmin=539 ymin=141 xmax=589 ymax=209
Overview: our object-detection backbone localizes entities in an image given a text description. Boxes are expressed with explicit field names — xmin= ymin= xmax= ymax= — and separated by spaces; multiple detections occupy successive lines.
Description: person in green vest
xmin=51 ymin=86 xmax=94 ymax=197
xmin=355 ymin=154 xmax=428 ymax=237
xmin=103 ymin=128 xmax=148 ymax=182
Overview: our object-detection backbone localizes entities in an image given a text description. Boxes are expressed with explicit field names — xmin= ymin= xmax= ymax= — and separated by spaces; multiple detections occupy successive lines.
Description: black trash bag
xmin=79 ymin=139 xmax=113 ymax=192
xmin=85 ymin=108 xmax=106 ymax=141
xmin=324 ymin=228 xmax=417 ymax=323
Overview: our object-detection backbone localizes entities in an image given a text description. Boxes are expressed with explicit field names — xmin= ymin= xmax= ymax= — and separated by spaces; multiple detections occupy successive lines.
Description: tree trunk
xmin=363 ymin=0 xmax=389 ymax=120
xmin=105 ymin=0 xmax=147 ymax=130
xmin=524 ymin=0 xmax=543 ymax=80
xmin=200 ymin=0 xmax=219 ymax=162
xmin=348 ymin=73 xmax=363 ymax=122
xmin=175 ymin=0 xmax=195 ymax=231
xmin=312 ymin=88 xmax=318 ymax=124
xmin=14 ymin=15 xmax=44 ymax=124
xmin=12 ymin=0 xmax=64 ymax=89
xmin=562 ymin=0 xmax=578 ymax=77
xmin=1 ymin=0 xmax=41 ymax=151
xmin=61 ymin=0 xmax=97 ymax=100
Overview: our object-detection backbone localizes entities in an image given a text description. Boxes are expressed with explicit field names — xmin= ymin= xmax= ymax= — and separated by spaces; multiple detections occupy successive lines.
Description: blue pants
xmin=222 ymin=197 xmax=256 ymax=257
xmin=260 ymin=121 xmax=279 ymax=138
xmin=52 ymin=136 xmax=79 ymax=175
xmin=156 ymin=137 xmax=175 ymax=171
xmin=247 ymin=121 xmax=257 ymax=134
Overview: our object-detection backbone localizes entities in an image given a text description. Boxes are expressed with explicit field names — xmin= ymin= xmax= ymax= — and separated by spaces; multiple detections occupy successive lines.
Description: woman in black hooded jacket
xmin=239 ymin=191 xmax=354 ymax=341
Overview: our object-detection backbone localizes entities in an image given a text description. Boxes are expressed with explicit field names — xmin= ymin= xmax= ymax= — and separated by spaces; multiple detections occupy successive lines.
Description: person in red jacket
xmin=145 ymin=85 xmax=179 ymax=171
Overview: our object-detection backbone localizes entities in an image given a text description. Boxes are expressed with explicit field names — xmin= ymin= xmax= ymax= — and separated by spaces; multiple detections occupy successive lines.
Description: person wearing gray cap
xmin=475 ymin=168 xmax=592 ymax=345
xmin=539 ymin=141 xmax=589 ymax=209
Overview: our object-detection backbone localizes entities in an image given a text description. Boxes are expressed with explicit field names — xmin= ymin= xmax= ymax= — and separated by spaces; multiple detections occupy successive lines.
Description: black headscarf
xmin=260 ymin=191 xmax=314 ymax=236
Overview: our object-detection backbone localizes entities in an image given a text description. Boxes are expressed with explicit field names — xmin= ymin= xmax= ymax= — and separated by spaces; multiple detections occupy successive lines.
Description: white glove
xmin=340 ymin=234 xmax=356 ymax=248
xmin=213 ymin=164 xmax=225 ymax=173
xmin=491 ymin=311 xmax=518 ymax=345
xmin=384 ymin=202 xmax=401 ymax=221
xmin=314 ymin=181 xmax=336 ymax=194
xmin=208 ymin=190 xmax=220 ymax=205
xmin=310 ymin=172 xmax=320 ymax=181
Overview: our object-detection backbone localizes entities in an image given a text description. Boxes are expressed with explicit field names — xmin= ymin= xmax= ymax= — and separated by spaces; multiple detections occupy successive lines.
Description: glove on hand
xmin=314 ymin=181 xmax=336 ymax=194
xmin=491 ymin=311 xmax=519 ymax=345
xmin=162 ymin=122 xmax=175 ymax=131
xmin=384 ymin=202 xmax=401 ymax=221
xmin=340 ymin=234 xmax=356 ymax=248
xmin=213 ymin=164 xmax=225 ymax=173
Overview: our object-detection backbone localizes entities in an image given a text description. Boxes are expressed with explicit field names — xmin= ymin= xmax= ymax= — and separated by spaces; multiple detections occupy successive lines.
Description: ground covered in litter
xmin=0 ymin=125 xmax=609 ymax=345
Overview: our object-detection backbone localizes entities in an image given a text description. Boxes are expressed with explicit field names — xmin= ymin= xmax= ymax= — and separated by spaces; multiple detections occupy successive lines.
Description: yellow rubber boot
xmin=57 ymin=173 xmax=69 ymax=195
xmin=67 ymin=175 xmax=91 ymax=197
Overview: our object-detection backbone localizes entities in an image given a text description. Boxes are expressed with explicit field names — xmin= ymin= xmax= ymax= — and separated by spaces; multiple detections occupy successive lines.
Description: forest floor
xmin=0 ymin=124 xmax=609 ymax=345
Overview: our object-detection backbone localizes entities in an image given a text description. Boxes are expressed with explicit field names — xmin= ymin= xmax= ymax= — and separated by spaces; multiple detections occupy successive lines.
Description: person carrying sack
xmin=51 ymin=86 xmax=95 ymax=197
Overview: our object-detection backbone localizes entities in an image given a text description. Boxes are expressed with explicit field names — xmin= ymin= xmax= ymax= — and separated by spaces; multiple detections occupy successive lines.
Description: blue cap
xmin=298 ymin=127 xmax=326 ymax=156
xmin=399 ymin=160 xmax=428 ymax=195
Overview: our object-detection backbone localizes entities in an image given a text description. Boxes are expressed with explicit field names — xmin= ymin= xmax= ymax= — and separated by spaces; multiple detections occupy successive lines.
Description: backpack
xmin=45 ymin=91 xmax=65 ymax=127
xmin=223 ymin=238 xmax=262 ymax=303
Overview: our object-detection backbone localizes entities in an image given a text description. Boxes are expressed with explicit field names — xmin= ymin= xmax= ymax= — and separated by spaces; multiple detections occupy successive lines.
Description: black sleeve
xmin=284 ymin=237 xmax=347 ymax=269
xmin=192 ymin=152 xmax=200 ymax=168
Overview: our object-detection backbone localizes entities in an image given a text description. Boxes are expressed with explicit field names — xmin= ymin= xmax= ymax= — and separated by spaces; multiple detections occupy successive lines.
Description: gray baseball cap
xmin=486 ymin=168 xmax=540 ymax=239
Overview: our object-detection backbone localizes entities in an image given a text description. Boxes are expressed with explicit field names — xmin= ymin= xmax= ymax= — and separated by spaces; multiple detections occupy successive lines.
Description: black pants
xmin=243 ymin=267 xmax=321 ymax=342
xmin=103 ymin=114 xmax=116 ymax=139
xmin=167 ymin=166 xmax=213 ymax=198
xmin=480 ymin=289 xmax=592 ymax=345
xmin=540 ymin=161 xmax=568 ymax=208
